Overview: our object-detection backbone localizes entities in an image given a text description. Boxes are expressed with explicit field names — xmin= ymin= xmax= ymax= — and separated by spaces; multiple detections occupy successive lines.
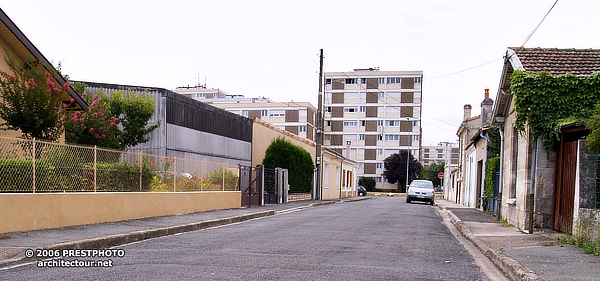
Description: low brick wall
xmin=0 ymin=191 xmax=241 ymax=233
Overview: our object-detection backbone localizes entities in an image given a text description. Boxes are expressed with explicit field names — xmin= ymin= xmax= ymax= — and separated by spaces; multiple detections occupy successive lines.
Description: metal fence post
xmin=94 ymin=145 xmax=97 ymax=192
xmin=173 ymin=157 xmax=177 ymax=192
xmin=32 ymin=138 xmax=36 ymax=193
xmin=201 ymin=160 xmax=204 ymax=191
xmin=139 ymin=151 xmax=143 ymax=192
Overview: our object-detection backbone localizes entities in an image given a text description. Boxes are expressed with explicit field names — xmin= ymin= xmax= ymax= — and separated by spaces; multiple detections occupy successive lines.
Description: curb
xmin=0 ymin=210 xmax=274 ymax=269
xmin=436 ymin=204 xmax=540 ymax=281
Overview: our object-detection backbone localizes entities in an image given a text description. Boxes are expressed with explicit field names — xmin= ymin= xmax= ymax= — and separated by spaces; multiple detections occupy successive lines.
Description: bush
xmin=262 ymin=137 xmax=314 ymax=192
xmin=208 ymin=168 xmax=239 ymax=191
xmin=95 ymin=161 xmax=153 ymax=191
xmin=358 ymin=177 xmax=376 ymax=192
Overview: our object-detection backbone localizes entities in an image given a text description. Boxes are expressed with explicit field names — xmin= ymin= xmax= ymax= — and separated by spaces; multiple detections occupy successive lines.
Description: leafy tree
xmin=262 ymin=137 xmax=314 ymax=192
xmin=383 ymin=150 xmax=422 ymax=192
xmin=0 ymin=54 xmax=73 ymax=141
xmin=420 ymin=161 xmax=445 ymax=187
xmin=64 ymin=87 xmax=159 ymax=150
xmin=358 ymin=177 xmax=376 ymax=192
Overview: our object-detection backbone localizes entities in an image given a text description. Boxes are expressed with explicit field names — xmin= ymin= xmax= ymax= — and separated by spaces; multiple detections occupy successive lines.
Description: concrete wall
xmin=252 ymin=119 xmax=316 ymax=166
xmin=574 ymin=139 xmax=599 ymax=244
xmin=0 ymin=191 xmax=240 ymax=233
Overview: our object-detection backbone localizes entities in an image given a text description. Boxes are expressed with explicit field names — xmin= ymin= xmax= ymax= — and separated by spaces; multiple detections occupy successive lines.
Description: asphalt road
xmin=2 ymin=197 xmax=485 ymax=280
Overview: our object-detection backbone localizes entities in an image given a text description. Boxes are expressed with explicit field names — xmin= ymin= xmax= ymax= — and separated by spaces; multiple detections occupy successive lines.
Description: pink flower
xmin=95 ymin=134 xmax=99 ymax=138
xmin=82 ymin=93 xmax=87 ymax=97
xmin=39 ymin=121 xmax=43 ymax=124
xmin=93 ymin=94 xmax=99 ymax=99
xmin=101 ymin=134 xmax=105 ymax=138
xmin=53 ymin=106 xmax=57 ymax=110
xmin=63 ymin=104 xmax=68 ymax=108
xmin=70 ymin=98 xmax=74 ymax=102
xmin=63 ymin=81 xmax=70 ymax=89
xmin=81 ymin=124 xmax=86 ymax=128
xmin=81 ymin=113 xmax=86 ymax=118
xmin=99 ymin=127 xmax=104 ymax=130
xmin=89 ymin=128 xmax=94 ymax=132
xmin=47 ymin=89 xmax=52 ymax=93
xmin=45 ymin=71 xmax=50 ymax=78
xmin=99 ymin=112 xmax=105 ymax=117
xmin=10 ymin=75 xmax=15 ymax=81
xmin=47 ymin=136 xmax=51 ymax=140
xmin=28 ymin=78 xmax=35 ymax=85
xmin=110 ymin=122 xmax=116 ymax=126
xmin=75 ymin=111 xmax=81 ymax=116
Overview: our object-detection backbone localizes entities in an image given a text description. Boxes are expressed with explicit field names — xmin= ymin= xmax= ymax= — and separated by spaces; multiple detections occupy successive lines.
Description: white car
xmin=406 ymin=180 xmax=435 ymax=205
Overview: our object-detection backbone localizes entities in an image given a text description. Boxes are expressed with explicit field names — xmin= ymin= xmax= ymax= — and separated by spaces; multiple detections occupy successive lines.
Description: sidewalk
xmin=0 ymin=197 xmax=369 ymax=269
xmin=436 ymin=199 xmax=600 ymax=281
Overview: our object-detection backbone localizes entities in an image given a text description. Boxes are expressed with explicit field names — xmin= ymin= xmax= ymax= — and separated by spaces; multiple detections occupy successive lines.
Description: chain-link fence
xmin=0 ymin=136 xmax=240 ymax=192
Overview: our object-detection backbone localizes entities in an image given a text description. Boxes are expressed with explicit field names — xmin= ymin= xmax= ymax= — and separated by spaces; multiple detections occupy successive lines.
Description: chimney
xmin=481 ymin=88 xmax=494 ymax=126
xmin=463 ymin=104 xmax=472 ymax=120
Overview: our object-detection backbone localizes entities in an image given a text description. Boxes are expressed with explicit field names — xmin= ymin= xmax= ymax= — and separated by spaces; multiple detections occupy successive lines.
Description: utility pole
xmin=315 ymin=49 xmax=324 ymax=200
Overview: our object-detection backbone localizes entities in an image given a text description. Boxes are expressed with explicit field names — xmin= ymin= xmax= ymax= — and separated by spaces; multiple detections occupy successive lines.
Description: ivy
xmin=511 ymin=70 xmax=600 ymax=150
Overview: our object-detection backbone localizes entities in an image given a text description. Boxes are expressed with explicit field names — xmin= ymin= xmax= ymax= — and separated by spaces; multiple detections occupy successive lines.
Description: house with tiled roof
xmin=492 ymin=47 xmax=600 ymax=234
xmin=0 ymin=8 xmax=88 ymax=139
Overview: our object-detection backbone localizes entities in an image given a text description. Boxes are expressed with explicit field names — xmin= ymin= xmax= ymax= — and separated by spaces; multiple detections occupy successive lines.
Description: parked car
xmin=357 ymin=186 xmax=367 ymax=196
xmin=406 ymin=180 xmax=435 ymax=205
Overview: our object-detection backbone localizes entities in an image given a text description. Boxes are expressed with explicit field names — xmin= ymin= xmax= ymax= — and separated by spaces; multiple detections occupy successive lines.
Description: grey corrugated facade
xmin=78 ymin=81 xmax=252 ymax=166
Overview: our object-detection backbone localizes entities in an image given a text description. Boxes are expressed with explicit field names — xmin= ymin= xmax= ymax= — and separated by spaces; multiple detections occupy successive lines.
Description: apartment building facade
xmin=421 ymin=143 xmax=459 ymax=168
xmin=323 ymin=69 xmax=423 ymax=190
xmin=210 ymin=101 xmax=317 ymax=141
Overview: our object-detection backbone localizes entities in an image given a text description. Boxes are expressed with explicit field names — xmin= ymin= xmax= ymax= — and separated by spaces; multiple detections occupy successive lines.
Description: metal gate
xmin=553 ymin=140 xmax=577 ymax=233
xmin=239 ymin=165 xmax=288 ymax=207
xmin=239 ymin=165 xmax=262 ymax=207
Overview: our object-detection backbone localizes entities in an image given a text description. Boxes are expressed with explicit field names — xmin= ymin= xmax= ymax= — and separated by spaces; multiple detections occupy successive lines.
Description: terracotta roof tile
xmin=510 ymin=47 xmax=600 ymax=76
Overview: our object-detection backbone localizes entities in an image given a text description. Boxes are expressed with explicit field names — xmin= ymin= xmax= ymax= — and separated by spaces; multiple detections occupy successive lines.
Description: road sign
xmin=438 ymin=172 xmax=444 ymax=179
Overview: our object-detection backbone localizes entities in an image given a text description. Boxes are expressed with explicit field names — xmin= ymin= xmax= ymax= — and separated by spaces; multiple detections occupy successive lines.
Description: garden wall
xmin=0 ymin=191 xmax=240 ymax=233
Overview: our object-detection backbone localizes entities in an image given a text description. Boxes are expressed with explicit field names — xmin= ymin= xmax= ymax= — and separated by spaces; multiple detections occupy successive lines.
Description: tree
xmin=383 ymin=150 xmax=422 ymax=192
xmin=64 ymin=88 xmax=159 ymax=150
xmin=262 ymin=137 xmax=314 ymax=192
xmin=0 ymin=54 xmax=72 ymax=141
xmin=420 ymin=161 xmax=445 ymax=187
xmin=358 ymin=177 xmax=376 ymax=192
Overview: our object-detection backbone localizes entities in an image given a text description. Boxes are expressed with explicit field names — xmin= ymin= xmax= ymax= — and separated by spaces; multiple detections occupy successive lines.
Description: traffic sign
xmin=438 ymin=172 xmax=444 ymax=179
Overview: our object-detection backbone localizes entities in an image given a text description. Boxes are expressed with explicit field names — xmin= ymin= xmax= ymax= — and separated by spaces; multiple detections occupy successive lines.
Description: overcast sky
xmin=2 ymin=0 xmax=598 ymax=146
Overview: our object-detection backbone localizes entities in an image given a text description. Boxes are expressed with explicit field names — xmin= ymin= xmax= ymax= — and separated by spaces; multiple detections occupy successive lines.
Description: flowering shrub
xmin=0 ymin=54 xmax=72 ymax=140
xmin=64 ymin=91 xmax=120 ymax=148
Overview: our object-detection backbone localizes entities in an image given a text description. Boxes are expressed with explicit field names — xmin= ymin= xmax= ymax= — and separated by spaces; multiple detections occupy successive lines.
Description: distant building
xmin=174 ymin=85 xmax=229 ymax=99
xmin=323 ymin=68 xmax=423 ymax=190
xmin=421 ymin=143 xmax=458 ymax=168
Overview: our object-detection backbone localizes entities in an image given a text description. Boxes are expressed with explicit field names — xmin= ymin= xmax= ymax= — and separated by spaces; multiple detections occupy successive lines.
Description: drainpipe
xmin=498 ymin=126 xmax=504 ymax=219
xmin=528 ymin=136 xmax=538 ymax=234
xmin=479 ymin=130 xmax=489 ymax=211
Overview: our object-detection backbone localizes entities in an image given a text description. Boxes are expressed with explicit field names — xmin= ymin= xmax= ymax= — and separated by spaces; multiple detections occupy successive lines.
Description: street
xmin=3 ymin=198 xmax=486 ymax=280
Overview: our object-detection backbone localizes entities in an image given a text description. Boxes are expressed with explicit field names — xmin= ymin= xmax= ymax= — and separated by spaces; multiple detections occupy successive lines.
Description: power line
xmin=521 ymin=0 xmax=559 ymax=47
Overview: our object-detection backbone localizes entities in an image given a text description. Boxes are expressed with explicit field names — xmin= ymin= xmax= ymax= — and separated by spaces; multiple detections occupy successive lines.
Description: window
xmin=377 ymin=149 xmax=383 ymax=155
xmin=386 ymin=120 xmax=399 ymax=127
xmin=344 ymin=107 xmax=358 ymax=113
xmin=359 ymin=162 xmax=364 ymax=169
xmin=344 ymin=92 xmax=358 ymax=99
xmin=299 ymin=110 xmax=307 ymax=117
xmin=261 ymin=110 xmax=268 ymax=117
xmin=378 ymin=92 xmax=385 ymax=98
xmin=191 ymin=93 xmax=206 ymax=98
xmin=359 ymin=134 xmax=365 ymax=141
xmin=360 ymin=78 xmax=367 ymax=84
xmin=358 ymin=148 xmax=364 ymax=155
xmin=325 ymin=79 xmax=332 ymax=85
xmin=325 ymin=121 xmax=331 ymax=126
xmin=378 ymin=78 xmax=385 ymax=84
xmin=324 ymin=164 xmax=330 ymax=188
xmin=438 ymin=154 xmax=444 ymax=159
xmin=377 ymin=135 xmax=383 ymax=141
xmin=270 ymin=110 xmax=285 ymax=117
xmin=413 ymin=121 xmax=419 ymax=127
xmin=424 ymin=148 xmax=429 ymax=153
xmin=376 ymin=163 xmax=383 ymax=169
xmin=343 ymin=121 xmax=358 ymax=127
xmin=360 ymin=120 xmax=366 ymax=126
xmin=385 ymin=135 xmax=399 ymax=141
xmin=343 ymin=134 xmax=357 ymax=142
xmin=375 ymin=177 xmax=382 ymax=183
xmin=299 ymin=126 xmax=307 ymax=133
xmin=345 ymin=78 xmax=357 ymax=84
xmin=335 ymin=167 xmax=340 ymax=189
xmin=325 ymin=106 xmax=332 ymax=112
xmin=413 ymin=135 xmax=419 ymax=141
xmin=242 ymin=110 xmax=248 ymax=117
xmin=360 ymin=106 xmax=366 ymax=112
xmin=377 ymin=120 xmax=384 ymax=126
xmin=324 ymin=134 xmax=330 ymax=140
xmin=414 ymin=77 xmax=422 ymax=84
xmin=387 ymin=77 xmax=401 ymax=84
